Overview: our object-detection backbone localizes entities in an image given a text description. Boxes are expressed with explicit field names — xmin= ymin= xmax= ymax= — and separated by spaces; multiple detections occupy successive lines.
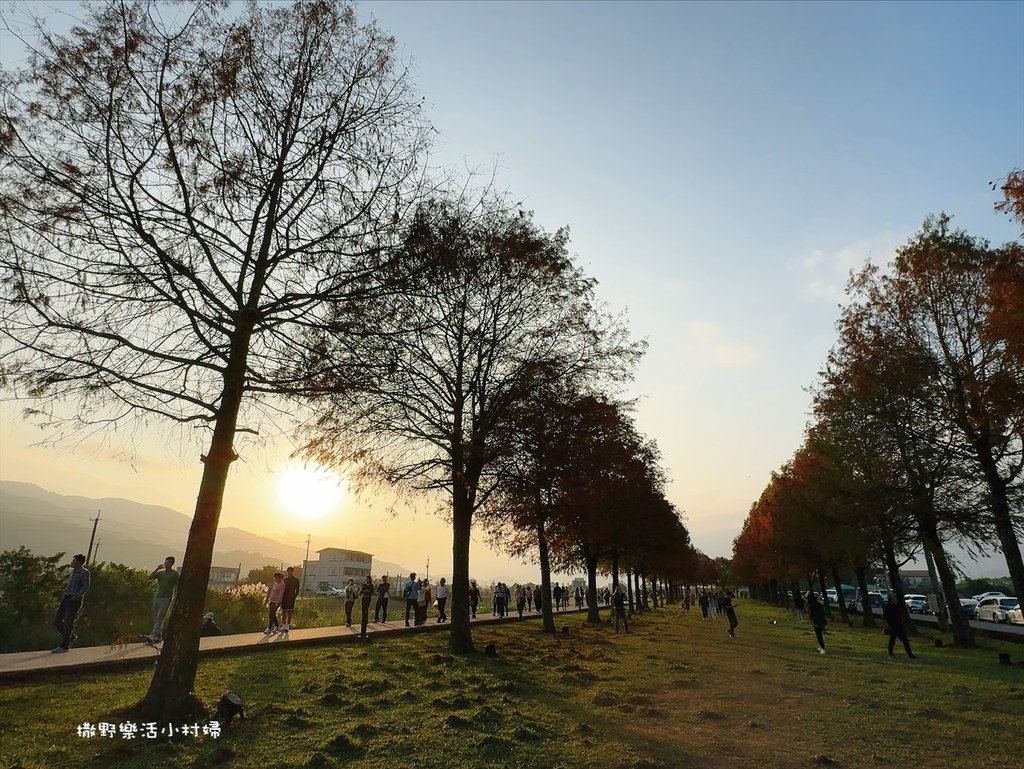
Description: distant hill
xmin=0 ymin=481 xmax=411 ymax=577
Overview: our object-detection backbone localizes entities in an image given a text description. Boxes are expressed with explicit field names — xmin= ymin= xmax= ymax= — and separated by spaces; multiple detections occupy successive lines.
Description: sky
xmin=1 ymin=1 xmax=1022 ymax=582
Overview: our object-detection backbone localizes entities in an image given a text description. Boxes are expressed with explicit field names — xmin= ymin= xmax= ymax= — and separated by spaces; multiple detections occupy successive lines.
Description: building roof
xmin=314 ymin=547 xmax=374 ymax=557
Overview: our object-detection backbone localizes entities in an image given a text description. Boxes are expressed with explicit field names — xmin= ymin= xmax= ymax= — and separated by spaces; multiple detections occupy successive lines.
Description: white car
xmin=975 ymin=596 xmax=1018 ymax=622
xmin=1006 ymin=603 xmax=1023 ymax=626
xmin=972 ymin=591 xmax=1006 ymax=602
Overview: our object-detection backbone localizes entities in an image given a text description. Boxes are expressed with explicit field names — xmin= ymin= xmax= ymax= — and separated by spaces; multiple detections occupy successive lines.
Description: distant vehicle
xmin=855 ymin=592 xmax=885 ymax=611
xmin=904 ymin=594 xmax=929 ymax=613
xmin=314 ymin=582 xmax=342 ymax=596
xmin=972 ymin=591 xmax=1006 ymax=602
xmin=959 ymin=598 xmax=979 ymax=620
xmin=976 ymin=596 xmax=1018 ymax=623
xmin=1007 ymin=604 xmax=1023 ymax=626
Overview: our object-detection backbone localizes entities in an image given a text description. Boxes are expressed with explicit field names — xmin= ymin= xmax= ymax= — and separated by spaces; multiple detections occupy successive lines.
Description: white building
xmin=302 ymin=547 xmax=373 ymax=593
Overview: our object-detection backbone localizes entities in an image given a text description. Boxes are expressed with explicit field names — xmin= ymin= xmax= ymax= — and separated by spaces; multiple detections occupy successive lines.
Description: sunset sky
xmin=1 ymin=1 xmax=1022 ymax=582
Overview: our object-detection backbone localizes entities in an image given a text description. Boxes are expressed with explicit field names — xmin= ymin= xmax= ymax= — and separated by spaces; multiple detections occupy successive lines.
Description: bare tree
xmin=0 ymin=0 xmax=429 ymax=719
xmin=301 ymin=195 xmax=640 ymax=653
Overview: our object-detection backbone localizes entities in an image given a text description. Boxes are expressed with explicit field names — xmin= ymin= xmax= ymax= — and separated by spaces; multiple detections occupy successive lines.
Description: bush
xmin=203 ymin=583 xmax=268 ymax=634
xmin=0 ymin=547 xmax=65 ymax=652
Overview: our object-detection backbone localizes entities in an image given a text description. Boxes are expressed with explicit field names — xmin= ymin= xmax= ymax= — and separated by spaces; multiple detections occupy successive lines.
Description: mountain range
xmin=0 ymin=480 xmax=411 ymax=578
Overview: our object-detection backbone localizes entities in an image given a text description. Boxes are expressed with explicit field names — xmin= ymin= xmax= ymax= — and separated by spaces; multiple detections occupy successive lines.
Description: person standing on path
xmin=374 ymin=575 xmax=391 ymax=623
xmin=343 ymin=578 xmax=358 ymax=627
xmin=404 ymin=573 xmax=419 ymax=627
xmin=417 ymin=579 xmax=431 ymax=626
xmin=515 ymin=584 xmax=526 ymax=619
xmin=882 ymin=593 xmax=917 ymax=660
xmin=807 ymin=591 xmax=827 ymax=654
xmin=52 ymin=553 xmax=90 ymax=653
xmin=468 ymin=579 xmax=480 ymax=618
xmin=435 ymin=577 xmax=448 ymax=622
xmin=722 ymin=591 xmax=739 ymax=638
xmin=147 ymin=556 xmax=179 ymax=643
xmin=264 ymin=572 xmax=285 ymax=633
xmin=793 ymin=590 xmax=806 ymax=624
xmin=280 ymin=566 xmax=300 ymax=632
xmin=359 ymin=575 xmax=374 ymax=637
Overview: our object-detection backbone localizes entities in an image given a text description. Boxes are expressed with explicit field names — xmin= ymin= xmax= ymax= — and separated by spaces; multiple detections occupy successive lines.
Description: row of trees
xmin=732 ymin=173 xmax=1024 ymax=646
xmin=0 ymin=0 xmax=703 ymax=720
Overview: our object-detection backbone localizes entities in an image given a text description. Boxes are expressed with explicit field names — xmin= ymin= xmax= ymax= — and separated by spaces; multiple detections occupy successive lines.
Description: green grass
xmin=1 ymin=601 xmax=1022 ymax=769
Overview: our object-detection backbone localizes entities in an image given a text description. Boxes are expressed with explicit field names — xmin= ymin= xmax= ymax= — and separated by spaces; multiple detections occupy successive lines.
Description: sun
xmin=276 ymin=462 xmax=346 ymax=520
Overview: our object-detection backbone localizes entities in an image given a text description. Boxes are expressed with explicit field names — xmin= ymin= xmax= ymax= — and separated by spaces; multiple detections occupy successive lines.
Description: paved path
xmin=0 ymin=609 xmax=584 ymax=680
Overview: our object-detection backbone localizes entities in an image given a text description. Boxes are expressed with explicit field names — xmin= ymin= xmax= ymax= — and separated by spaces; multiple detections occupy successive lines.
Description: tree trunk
xmin=536 ymin=520 xmax=555 ymax=633
xmin=641 ymin=572 xmax=649 ymax=610
xmin=921 ymin=528 xmax=975 ymax=647
xmin=611 ymin=549 xmax=620 ymax=591
xmin=140 ymin=360 xmax=247 ymax=720
xmin=922 ymin=545 xmax=948 ymax=632
xmin=831 ymin=565 xmax=850 ymax=625
xmin=585 ymin=551 xmax=601 ymax=623
xmin=978 ymin=454 xmax=1024 ymax=607
xmin=634 ymin=568 xmax=644 ymax=612
xmin=651 ymin=577 xmax=659 ymax=609
xmin=448 ymin=482 xmax=475 ymax=653
xmin=854 ymin=565 xmax=875 ymax=628
xmin=626 ymin=567 xmax=634 ymax=615
xmin=769 ymin=578 xmax=779 ymax=606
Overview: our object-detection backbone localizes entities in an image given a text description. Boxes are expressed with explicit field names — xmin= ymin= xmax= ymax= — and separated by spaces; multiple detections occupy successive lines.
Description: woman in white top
xmin=435 ymin=578 xmax=449 ymax=622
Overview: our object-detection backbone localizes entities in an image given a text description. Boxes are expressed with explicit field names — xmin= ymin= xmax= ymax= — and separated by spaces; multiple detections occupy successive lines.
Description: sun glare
xmin=276 ymin=462 xmax=345 ymax=520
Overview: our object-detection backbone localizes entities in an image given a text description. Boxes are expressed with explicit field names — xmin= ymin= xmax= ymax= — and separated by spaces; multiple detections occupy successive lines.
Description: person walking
xmin=343 ymin=578 xmax=358 ymax=627
xmin=374 ymin=575 xmax=391 ymax=623
xmin=435 ymin=578 xmax=448 ymax=623
xmin=525 ymin=585 xmax=533 ymax=612
xmin=359 ymin=575 xmax=374 ymax=637
xmin=533 ymin=584 xmax=542 ymax=615
xmin=52 ymin=553 xmax=90 ymax=653
xmin=146 ymin=556 xmax=179 ymax=643
xmin=793 ymin=590 xmax=806 ymax=624
xmin=698 ymin=591 xmax=710 ymax=620
xmin=708 ymin=592 xmax=719 ymax=620
xmin=883 ymin=593 xmax=917 ymax=660
xmin=280 ymin=566 xmax=300 ymax=632
xmin=417 ymin=578 xmax=431 ymax=626
xmin=404 ymin=573 xmax=418 ymax=627
xmin=722 ymin=591 xmax=739 ymax=638
xmin=468 ymin=579 xmax=480 ymax=618
xmin=807 ymin=591 xmax=828 ymax=654
xmin=515 ymin=584 xmax=526 ymax=619
xmin=264 ymin=572 xmax=285 ymax=634
xmin=612 ymin=586 xmax=629 ymax=633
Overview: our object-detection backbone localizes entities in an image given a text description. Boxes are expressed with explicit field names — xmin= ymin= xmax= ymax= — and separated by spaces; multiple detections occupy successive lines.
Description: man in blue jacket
xmin=52 ymin=553 xmax=90 ymax=653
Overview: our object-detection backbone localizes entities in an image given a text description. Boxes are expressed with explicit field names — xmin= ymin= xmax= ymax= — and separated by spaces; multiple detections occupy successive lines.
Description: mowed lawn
xmin=1 ymin=601 xmax=1021 ymax=769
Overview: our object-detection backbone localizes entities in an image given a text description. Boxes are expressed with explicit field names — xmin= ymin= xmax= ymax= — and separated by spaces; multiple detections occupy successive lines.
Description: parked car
xmin=959 ymin=598 xmax=979 ymax=620
xmin=1007 ymin=603 xmax=1023 ymax=626
xmin=857 ymin=592 xmax=885 ymax=611
xmin=904 ymin=594 xmax=929 ymax=613
xmin=972 ymin=591 xmax=1006 ymax=602
xmin=975 ymin=596 xmax=1019 ymax=622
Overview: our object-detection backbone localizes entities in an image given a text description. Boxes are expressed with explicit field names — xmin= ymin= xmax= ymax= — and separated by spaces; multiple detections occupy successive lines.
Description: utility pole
xmin=85 ymin=510 xmax=101 ymax=565
xmin=302 ymin=534 xmax=311 ymax=594
xmin=93 ymin=538 xmax=101 ymax=563
xmin=425 ymin=555 xmax=429 ymax=581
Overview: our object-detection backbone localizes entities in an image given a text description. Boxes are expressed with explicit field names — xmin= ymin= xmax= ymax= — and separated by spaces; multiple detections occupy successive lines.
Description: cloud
xmin=799 ymin=232 xmax=906 ymax=302
xmin=686 ymin=321 xmax=762 ymax=366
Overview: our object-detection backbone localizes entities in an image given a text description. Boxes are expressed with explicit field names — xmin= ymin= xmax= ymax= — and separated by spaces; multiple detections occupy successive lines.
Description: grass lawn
xmin=1 ymin=601 xmax=1021 ymax=769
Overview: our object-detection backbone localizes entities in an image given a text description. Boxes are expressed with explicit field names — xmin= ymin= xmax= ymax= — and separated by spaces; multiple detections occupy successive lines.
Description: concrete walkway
xmin=0 ymin=608 xmax=584 ymax=680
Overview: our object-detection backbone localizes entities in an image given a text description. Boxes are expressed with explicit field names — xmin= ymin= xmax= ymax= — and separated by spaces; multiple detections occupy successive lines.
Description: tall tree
xmin=0 ymin=0 xmax=429 ymax=719
xmin=302 ymin=196 xmax=640 ymax=652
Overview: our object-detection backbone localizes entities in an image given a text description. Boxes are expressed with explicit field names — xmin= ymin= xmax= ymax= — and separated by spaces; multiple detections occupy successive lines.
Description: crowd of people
xmin=48 ymin=554 xmax=913 ymax=663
